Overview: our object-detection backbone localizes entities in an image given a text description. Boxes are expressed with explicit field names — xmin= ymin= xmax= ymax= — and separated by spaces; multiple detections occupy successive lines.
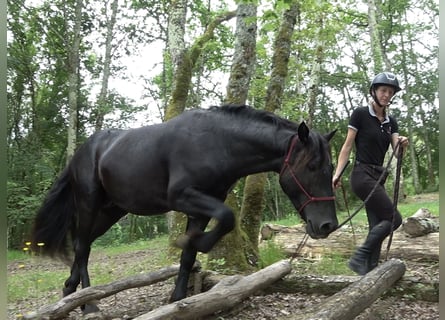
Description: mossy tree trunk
xmin=238 ymin=1 xmax=300 ymax=267
xmin=207 ymin=2 xmax=258 ymax=272
xmin=209 ymin=1 xmax=300 ymax=271
xmin=164 ymin=1 xmax=236 ymax=258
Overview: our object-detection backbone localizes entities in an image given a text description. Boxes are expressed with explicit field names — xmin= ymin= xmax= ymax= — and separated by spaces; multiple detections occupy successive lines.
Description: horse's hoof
xmin=81 ymin=302 xmax=100 ymax=314
xmin=174 ymin=234 xmax=190 ymax=249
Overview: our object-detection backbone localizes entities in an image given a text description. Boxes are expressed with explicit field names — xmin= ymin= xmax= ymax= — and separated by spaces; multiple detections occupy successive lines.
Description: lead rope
xmin=385 ymin=146 xmax=404 ymax=260
xmin=340 ymin=181 xmax=357 ymax=245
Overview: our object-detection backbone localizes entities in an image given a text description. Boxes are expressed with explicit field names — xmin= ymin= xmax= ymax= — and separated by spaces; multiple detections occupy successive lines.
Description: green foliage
xmin=206 ymin=258 xmax=229 ymax=273
xmin=259 ymin=240 xmax=287 ymax=268
xmin=7 ymin=181 xmax=47 ymax=249
xmin=93 ymin=215 xmax=169 ymax=247
xmin=294 ymin=252 xmax=351 ymax=275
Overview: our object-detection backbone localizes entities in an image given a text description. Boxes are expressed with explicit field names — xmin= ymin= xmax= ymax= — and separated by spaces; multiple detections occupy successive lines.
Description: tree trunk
xmin=367 ymin=0 xmax=390 ymax=72
xmin=94 ymin=0 xmax=118 ymax=131
xmin=207 ymin=2 xmax=258 ymax=272
xmin=165 ymin=5 xmax=237 ymax=258
xmin=305 ymin=0 xmax=324 ymax=128
xmin=237 ymin=0 xmax=299 ymax=270
xmin=65 ymin=0 xmax=83 ymax=164
xmin=291 ymin=259 xmax=406 ymax=320
xmin=224 ymin=3 xmax=257 ymax=104
xmin=398 ymin=22 xmax=419 ymax=193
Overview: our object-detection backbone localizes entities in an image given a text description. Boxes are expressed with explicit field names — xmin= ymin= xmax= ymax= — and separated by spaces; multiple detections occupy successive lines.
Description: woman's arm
xmin=333 ymin=127 xmax=357 ymax=188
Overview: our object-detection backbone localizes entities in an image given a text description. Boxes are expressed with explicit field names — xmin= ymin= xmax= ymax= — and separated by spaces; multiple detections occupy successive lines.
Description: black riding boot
xmin=348 ymin=220 xmax=392 ymax=275
xmin=368 ymin=246 xmax=382 ymax=271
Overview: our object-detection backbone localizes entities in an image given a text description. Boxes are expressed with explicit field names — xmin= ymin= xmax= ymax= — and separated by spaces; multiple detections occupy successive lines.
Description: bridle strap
xmin=280 ymin=135 xmax=335 ymax=214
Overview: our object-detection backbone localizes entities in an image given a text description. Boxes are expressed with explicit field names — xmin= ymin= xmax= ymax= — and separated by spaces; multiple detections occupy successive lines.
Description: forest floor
xmin=7 ymin=193 xmax=439 ymax=320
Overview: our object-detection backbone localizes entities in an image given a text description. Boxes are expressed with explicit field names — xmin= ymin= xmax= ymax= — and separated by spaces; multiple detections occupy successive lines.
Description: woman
xmin=332 ymin=72 xmax=409 ymax=275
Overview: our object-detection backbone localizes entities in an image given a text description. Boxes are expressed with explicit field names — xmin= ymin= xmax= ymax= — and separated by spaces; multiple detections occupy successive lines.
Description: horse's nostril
xmin=321 ymin=222 xmax=337 ymax=234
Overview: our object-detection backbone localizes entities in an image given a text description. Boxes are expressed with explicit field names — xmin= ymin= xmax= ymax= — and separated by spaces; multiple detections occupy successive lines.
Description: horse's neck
xmin=223 ymin=125 xmax=292 ymax=176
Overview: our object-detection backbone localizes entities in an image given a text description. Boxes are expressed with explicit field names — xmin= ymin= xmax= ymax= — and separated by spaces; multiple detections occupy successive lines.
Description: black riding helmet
xmin=369 ymin=72 xmax=402 ymax=107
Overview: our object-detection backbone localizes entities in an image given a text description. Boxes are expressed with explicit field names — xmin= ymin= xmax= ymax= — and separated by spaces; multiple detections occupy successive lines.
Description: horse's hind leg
xmin=62 ymin=196 xmax=100 ymax=313
xmin=66 ymin=204 xmax=126 ymax=314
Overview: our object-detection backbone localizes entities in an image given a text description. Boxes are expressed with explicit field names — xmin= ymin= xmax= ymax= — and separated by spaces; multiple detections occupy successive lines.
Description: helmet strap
xmin=371 ymin=87 xmax=385 ymax=108
xmin=371 ymin=86 xmax=394 ymax=108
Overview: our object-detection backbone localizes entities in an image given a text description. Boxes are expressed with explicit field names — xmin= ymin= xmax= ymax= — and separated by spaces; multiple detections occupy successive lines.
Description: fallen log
xmin=265 ymin=273 xmax=438 ymax=302
xmin=133 ymin=259 xmax=292 ymax=320
xmin=289 ymin=259 xmax=406 ymax=320
xmin=402 ymin=208 xmax=439 ymax=237
xmin=202 ymin=266 xmax=438 ymax=302
xmin=23 ymin=264 xmax=182 ymax=320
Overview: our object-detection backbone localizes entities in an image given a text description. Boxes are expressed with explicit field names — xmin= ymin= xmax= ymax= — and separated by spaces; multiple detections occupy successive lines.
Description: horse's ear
xmin=325 ymin=129 xmax=337 ymax=142
xmin=298 ymin=121 xmax=310 ymax=144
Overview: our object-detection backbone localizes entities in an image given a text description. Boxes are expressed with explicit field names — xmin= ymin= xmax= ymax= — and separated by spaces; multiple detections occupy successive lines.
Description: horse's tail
xmin=31 ymin=167 xmax=76 ymax=259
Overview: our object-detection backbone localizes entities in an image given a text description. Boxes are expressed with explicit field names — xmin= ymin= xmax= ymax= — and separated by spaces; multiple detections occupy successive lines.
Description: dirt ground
xmin=7 ymin=193 xmax=439 ymax=320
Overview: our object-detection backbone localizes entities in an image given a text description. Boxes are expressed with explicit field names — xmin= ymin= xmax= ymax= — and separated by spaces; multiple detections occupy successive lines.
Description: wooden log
xmin=290 ymin=259 xmax=406 ymax=320
xmin=133 ymin=259 xmax=292 ymax=320
xmin=402 ymin=208 xmax=439 ymax=237
xmin=202 ymin=268 xmax=438 ymax=302
xmin=23 ymin=264 xmax=182 ymax=320
xmin=265 ymin=274 xmax=438 ymax=302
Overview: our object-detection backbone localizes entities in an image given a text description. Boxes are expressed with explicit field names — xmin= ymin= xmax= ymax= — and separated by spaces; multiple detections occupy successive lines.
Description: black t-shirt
xmin=349 ymin=106 xmax=399 ymax=166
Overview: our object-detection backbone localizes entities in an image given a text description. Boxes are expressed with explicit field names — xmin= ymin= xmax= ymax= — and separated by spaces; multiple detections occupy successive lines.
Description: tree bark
xmin=202 ymin=261 xmax=437 ymax=303
xmin=236 ymin=0 xmax=300 ymax=271
xmin=402 ymin=208 xmax=439 ymax=237
xmin=290 ymin=259 xmax=406 ymax=320
xmin=367 ymin=0 xmax=389 ymax=72
xmin=133 ymin=260 xmax=292 ymax=320
xmin=94 ymin=0 xmax=119 ymax=131
xmin=65 ymin=0 xmax=83 ymax=164
xmin=225 ymin=3 xmax=257 ymax=104
xmin=305 ymin=0 xmax=324 ymax=128
xmin=165 ymin=3 xmax=236 ymax=258
xmin=208 ymin=2 xmax=258 ymax=272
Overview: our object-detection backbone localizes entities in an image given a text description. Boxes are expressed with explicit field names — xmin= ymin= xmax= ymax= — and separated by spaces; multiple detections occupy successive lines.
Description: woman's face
xmin=375 ymin=85 xmax=395 ymax=106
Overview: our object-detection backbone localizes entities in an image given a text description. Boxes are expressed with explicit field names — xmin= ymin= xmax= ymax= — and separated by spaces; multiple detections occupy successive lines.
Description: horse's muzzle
xmin=306 ymin=220 xmax=338 ymax=239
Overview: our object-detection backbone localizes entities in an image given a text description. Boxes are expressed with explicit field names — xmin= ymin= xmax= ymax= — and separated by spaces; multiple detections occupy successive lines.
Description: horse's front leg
xmin=170 ymin=217 xmax=209 ymax=302
xmin=170 ymin=187 xmax=235 ymax=254
xmin=170 ymin=246 xmax=198 ymax=302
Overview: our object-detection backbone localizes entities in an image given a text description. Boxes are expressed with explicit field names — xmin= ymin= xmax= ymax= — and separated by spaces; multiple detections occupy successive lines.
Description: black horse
xmin=32 ymin=104 xmax=338 ymax=313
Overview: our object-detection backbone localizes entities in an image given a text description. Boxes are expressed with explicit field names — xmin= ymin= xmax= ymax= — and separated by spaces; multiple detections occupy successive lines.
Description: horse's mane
xmin=205 ymin=105 xmax=329 ymax=168
xmin=208 ymin=104 xmax=299 ymax=131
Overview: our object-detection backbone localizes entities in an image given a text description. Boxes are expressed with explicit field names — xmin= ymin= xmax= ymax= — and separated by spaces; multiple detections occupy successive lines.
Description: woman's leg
xmin=349 ymin=165 xmax=402 ymax=274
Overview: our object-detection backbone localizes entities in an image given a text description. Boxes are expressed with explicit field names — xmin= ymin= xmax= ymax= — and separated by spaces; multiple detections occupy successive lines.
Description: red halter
xmin=279 ymin=135 xmax=335 ymax=213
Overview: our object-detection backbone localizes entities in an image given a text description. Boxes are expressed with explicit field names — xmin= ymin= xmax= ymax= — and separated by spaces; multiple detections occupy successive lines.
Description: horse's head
xmin=279 ymin=122 xmax=338 ymax=239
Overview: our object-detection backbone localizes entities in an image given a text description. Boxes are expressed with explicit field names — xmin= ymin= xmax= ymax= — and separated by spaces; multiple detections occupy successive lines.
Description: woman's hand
xmin=399 ymin=135 xmax=409 ymax=147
